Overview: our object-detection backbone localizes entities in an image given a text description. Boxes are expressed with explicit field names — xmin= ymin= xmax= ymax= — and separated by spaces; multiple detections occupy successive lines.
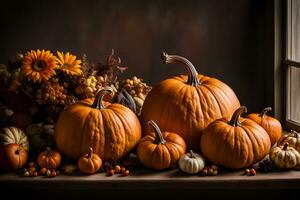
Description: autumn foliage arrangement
xmin=0 ymin=50 xmax=296 ymax=177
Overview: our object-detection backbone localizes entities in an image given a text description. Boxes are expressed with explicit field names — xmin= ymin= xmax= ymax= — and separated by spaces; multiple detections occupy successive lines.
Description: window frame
xmin=285 ymin=0 xmax=300 ymax=131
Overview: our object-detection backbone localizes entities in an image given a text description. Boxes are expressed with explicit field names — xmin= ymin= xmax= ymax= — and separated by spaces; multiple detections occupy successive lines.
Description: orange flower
xmin=56 ymin=51 xmax=82 ymax=75
xmin=22 ymin=49 xmax=58 ymax=82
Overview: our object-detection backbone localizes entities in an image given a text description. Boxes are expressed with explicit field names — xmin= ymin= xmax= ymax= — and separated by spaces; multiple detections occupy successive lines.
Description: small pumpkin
xmin=55 ymin=86 xmax=141 ymax=160
xmin=77 ymin=147 xmax=102 ymax=174
xmin=137 ymin=120 xmax=186 ymax=170
xmin=200 ymin=106 xmax=271 ymax=169
xmin=0 ymin=144 xmax=28 ymax=171
xmin=141 ymin=53 xmax=240 ymax=150
xmin=178 ymin=150 xmax=205 ymax=174
xmin=270 ymin=143 xmax=300 ymax=169
xmin=37 ymin=147 xmax=62 ymax=169
xmin=0 ymin=127 xmax=29 ymax=150
xmin=248 ymin=107 xmax=282 ymax=146
xmin=278 ymin=130 xmax=300 ymax=153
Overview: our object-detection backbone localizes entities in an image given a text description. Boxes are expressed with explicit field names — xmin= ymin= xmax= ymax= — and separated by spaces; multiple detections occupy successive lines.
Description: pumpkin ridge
xmin=201 ymin=84 xmax=223 ymax=120
xmin=80 ymin=109 xmax=95 ymax=160
xmin=208 ymin=78 xmax=240 ymax=115
xmin=242 ymin=123 xmax=266 ymax=163
xmin=204 ymin=81 xmax=232 ymax=117
xmin=101 ymin=108 xmax=117 ymax=160
xmin=108 ymin=107 xmax=127 ymax=159
xmin=111 ymin=104 xmax=140 ymax=155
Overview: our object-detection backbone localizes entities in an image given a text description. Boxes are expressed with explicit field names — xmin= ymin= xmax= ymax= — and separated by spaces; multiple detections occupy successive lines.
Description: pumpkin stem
xmin=259 ymin=107 xmax=272 ymax=118
xmin=229 ymin=106 xmax=247 ymax=127
xmin=161 ymin=52 xmax=200 ymax=86
xmin=148 ymin=120 xmax=166 ymax=144
xmin=291 ymin=130 xmax=299 ymax=138
xmin=283 ymin=143 xmax=289 ymax=150
xmin=92 ymin=87 xmax=114 ymax=109
xmin=88 ymin=147 xmax=93 ymax=160
xmin=189 ymin=150 xmax=195 ymax=158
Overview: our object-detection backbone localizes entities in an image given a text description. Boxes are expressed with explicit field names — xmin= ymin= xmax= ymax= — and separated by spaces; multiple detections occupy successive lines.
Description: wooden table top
xmin=1 ymin=168 xmax=300 ymax=190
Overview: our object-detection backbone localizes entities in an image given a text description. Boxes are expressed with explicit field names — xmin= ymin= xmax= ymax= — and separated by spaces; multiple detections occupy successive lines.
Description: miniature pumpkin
xmin=178 ymin=150 xmax=205 ymax=174
xmin=37 ymin=147 xmax=62 ymax=169
xmin=278 ymin=130 xmax=300 ymax=153
xmin=137 ymin=120 xmax=186 ymax=170
xmin=0 ymin=144 xmax=28 ymax=171
xmin=270 ymin=143 xmax=300 ymax=169
xmin=55 ymin=87 xmax=141 ymax=160
xmin=141 ymin=53 xmax=240 ymax=149
xmin=0 ymin=127 xmax=29 ymax=150
xmin=200 ymin=106 xmax=271 ymax=169
xmin=248 ymin=107 xmax=282 ymax=146
xmin=77 ymin=147 xmax=102 ymax=174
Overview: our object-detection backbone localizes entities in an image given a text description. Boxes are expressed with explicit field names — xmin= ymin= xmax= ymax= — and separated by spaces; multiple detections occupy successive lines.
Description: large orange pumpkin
xmin=200 ymin=106 xmax=271 ymax=169
xmin=247 ymin=107 xmax=282 ymax=146
xmin=55 ymin=87 xmax=141 ymax=160
xmin=141 ymin=53 xmax=240 ymax=149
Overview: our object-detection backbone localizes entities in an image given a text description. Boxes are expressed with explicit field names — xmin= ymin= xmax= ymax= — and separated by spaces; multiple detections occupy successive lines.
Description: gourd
xmin=178 ymin=150 xmax=205 ymax=174
xmin=277 ymin=130 xmax=300 ymax=153
xmin=137 ymin=120 xmax=186 ymax=170
xmin=141 ymin=53 xmax=240 ymax=149
xmin=77 ymin=147 xmax=102 ymax=174
xmin=200 ymin=106 xmax=271 ymax=169
xmin=248 ymin=107 xmax=282 ymax=146
xmin=0 ymin=127 xmax=29 ymax=150
xmin=55 ymin=87 xmax=141 ymax=160
xmin=270 ymin=143 xmax=300 ymax=169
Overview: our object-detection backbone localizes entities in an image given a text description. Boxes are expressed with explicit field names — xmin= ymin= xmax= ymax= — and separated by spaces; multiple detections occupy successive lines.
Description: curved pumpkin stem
xmin=189 ymin=150 xmax=195 ymax=158
xmin=92 ymin=87 xmax=114 ymax=109
xmin=259 ymin=107 xmax=272 ymax=118
xmin=161 ymin=52 xmax=200 ymax=86
xmin=148 ymin=120 xmax=166 ymax=144
xmin=229 ymin=106 xmax=247 ymax=127
xmin=88 ymin=147 xmax=93 ymax=160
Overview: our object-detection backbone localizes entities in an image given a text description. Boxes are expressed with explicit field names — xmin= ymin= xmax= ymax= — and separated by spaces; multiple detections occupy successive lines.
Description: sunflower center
xmin=32 ymin=60 xmax=47 ymax=71
xmin=62 ymin=63 xmax=69 ymax=68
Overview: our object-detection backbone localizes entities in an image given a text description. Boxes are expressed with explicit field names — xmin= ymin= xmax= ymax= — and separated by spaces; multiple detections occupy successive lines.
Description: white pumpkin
xmin=0 ymin=127 xmax=29 ymax=150
xmin=270 ymin=142 xmax=300 ymax=169
xmin=178 ymin=150 xmax=205 ymax=174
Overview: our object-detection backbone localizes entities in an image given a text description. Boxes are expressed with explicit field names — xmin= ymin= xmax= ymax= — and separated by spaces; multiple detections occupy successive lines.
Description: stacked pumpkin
xmin=0 ymin=127 xmax=29 ymax=171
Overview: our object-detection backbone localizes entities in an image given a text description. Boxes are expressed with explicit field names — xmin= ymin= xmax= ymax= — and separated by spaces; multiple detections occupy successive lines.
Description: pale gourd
xmin=178 ymin=150 xmax=205 ymax=174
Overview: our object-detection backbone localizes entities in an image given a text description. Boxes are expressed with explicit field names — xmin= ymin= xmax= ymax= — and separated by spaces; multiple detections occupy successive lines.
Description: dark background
xmin=0 ymin=0 xmax=276 ymax=114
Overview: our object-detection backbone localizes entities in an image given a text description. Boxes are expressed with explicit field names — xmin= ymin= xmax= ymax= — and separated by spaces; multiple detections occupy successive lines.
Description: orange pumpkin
xmin=248 ymin=107 xmax=282 ymax=146
xmin=55 ymin=87 xmax=141 ymax=160
xmin=141 ymin=53 xmax=240 ymax=149
xmin=137 ymin=120 xmax=186 ymax=170
xmin=0 ymin=144 xmax=28 ymax=171
xmin=37 ymin=147 xmax=62 ymax=169
xmin=78 ymin=147 xmax=102 ymax=174
xmin=200 ymin=106 xmax=271 ymax=169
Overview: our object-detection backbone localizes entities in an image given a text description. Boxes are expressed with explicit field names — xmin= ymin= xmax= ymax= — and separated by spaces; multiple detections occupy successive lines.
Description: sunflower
xmin=56 ymin=51 xmax=82 ymax=75
xmin=22 ymin=49 xmax=58 ymax=82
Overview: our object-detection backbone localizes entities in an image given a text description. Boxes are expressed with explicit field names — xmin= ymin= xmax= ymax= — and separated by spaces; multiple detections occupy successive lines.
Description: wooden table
xmin=1 ymin=168 xmax=300 ymax=200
